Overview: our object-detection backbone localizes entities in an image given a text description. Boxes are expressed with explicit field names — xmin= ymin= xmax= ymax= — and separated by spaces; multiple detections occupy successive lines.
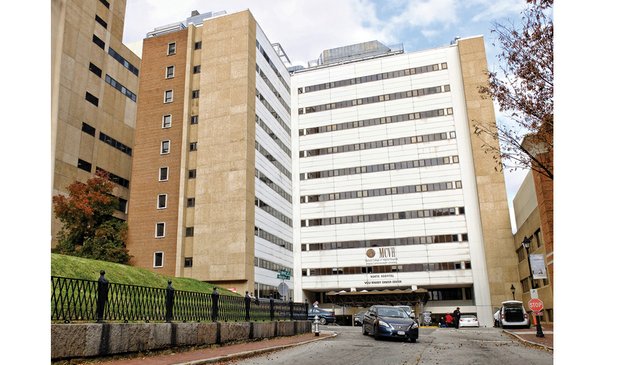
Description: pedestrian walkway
xmin=503 ymin=323 xmax=553 ymax=350
xmin=78 ymin=331 xmax=336 ymax=365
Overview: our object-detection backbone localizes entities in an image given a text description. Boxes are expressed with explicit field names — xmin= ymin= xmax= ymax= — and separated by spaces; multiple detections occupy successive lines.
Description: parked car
xmin=498 ymin=300 xmax=530 ymax=329
xmin=354 ymin=310 xmax=366 ymax=326
xmin=308 ymin=307 xmax=336 ymax=325
xmin=458 ymin=314 xmax=480 ymax=328
xmin=394 ymin=305 xmax=414 ymax=318
xmin=362 ymin=305 xmax=419 ymax=342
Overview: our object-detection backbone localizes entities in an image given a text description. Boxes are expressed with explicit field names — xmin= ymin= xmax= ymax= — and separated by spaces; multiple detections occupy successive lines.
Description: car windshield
xmin=461 ymin=314 xmax=476 ymax=319
xmin=377 ymin=308 xmax=407 ymax=318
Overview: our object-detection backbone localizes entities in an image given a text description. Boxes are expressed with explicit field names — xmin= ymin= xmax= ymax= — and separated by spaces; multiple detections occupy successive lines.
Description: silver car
xmin=354 ymin=310 xmax=366 ymax=326
xmin=458 ymin=314 xmax=480 ymax=328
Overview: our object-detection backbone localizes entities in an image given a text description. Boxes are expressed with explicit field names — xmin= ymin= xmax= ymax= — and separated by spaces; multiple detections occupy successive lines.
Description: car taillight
xmin=501 ymin=313 xmax=505 ymax=320
xmin=524 ymin=312 xmax=528 ymax=320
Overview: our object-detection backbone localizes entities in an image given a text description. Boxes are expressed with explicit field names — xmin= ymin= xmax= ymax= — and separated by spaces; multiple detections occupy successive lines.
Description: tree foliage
xmin=476 ymin=0 xmax=553 ymax=180
xmin=53 ymin=170 xmax=131 ymax=263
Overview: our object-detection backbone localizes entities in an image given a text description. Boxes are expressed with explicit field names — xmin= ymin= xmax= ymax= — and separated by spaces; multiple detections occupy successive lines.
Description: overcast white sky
xmin=123 ymin=0 xmax=531 ymax=230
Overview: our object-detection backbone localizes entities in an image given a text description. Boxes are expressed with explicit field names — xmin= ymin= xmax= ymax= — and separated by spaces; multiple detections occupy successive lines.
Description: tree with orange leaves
xmin=53 ymin=170 xmax=130 ymax=263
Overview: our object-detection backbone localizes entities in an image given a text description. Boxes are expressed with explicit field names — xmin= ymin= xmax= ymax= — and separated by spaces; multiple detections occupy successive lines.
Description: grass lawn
xmin=51 ymin=253 xmax=238 ymax=296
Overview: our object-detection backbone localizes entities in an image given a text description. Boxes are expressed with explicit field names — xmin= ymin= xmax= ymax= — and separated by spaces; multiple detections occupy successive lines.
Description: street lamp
xmin=510 ymin=284 xmax=515 ymax=300
xmin=522 ymin=236 xmax=544 ymax=338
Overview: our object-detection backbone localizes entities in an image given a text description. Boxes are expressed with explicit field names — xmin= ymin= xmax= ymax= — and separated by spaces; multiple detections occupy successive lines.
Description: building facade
xmin=127 ymin=10 xmax=294 ymax=298
xmin=290 ymin=37 xmax=517 ymax=326
xmin=52 ymin=0 xmax=140 ymax=243
xmin=513 ymin=168 xmax=553 ymax=323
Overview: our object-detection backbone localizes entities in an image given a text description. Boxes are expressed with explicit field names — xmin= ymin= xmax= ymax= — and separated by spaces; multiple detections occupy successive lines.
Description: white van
xmin=498 ymin=300 xmax=530 ymax=328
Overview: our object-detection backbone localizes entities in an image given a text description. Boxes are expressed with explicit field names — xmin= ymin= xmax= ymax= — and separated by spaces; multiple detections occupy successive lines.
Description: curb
xmin=503 ymin=330 xmax=553 ymax=351
xmin=176 ymin=331 xmax=338 ymax=365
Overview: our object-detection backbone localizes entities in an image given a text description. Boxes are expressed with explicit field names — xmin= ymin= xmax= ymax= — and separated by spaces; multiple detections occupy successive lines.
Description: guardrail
xmin=51 ymin=271 xmax=308 ymax=323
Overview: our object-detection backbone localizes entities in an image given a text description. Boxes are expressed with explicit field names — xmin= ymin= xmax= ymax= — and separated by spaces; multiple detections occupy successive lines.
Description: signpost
xmin=528 ymin=298 xmax=544 ymax=314
xmin=528 ymin=298 xmax=545 ymax=338
xmin=276 ymin=270 xmax=290 ymax=299
xmin=277 ymin=282 xmax=289 ymax=298
xmin=277 ymin=270 xmax=290 ymax=280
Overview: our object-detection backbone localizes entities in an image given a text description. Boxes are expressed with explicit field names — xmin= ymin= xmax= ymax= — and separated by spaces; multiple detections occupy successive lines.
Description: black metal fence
xmin=51 ymin=271 xmax=308 ymax=323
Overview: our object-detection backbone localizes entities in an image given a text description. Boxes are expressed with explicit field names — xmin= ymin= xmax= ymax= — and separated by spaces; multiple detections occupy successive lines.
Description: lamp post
xmin=522 ymin=236 xmax=544 ymax=338
xmin=510 ymin=284 xmax=515 ymax=300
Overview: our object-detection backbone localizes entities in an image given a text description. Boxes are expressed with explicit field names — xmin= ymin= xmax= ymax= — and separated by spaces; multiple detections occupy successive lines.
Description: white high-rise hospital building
xmin=291 ymin=39 xmax=515 ymax=326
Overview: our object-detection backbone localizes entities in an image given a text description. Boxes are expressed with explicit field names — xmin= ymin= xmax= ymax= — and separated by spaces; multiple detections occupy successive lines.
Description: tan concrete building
xmin=127 ymin=10 xmax=294 ymax=297
xmin=512 ymin=168 xmax=554 ymax=322
xmin=52 ymin=0 xmax=140 ymax=244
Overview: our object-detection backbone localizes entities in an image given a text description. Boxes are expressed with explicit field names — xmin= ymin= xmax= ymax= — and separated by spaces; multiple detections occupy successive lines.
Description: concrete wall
xmin=52 ymin=320 xmax=311 ymax=361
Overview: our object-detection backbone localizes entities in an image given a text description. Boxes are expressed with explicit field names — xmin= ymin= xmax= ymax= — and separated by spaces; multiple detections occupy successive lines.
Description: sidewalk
xmin=503 ymin=323 xmax=553 ymax=351
xmin=74 ymin=331 xmax=336 ymax=365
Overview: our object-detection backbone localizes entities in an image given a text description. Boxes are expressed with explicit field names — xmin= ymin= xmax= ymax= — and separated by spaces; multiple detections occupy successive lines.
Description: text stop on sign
xmin=528 ymin=298 xmax=544 ymax=312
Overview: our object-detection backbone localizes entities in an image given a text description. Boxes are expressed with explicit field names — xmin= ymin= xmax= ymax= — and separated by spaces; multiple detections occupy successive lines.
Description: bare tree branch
xmin=475 ymin=0 xmax=553 ymax=180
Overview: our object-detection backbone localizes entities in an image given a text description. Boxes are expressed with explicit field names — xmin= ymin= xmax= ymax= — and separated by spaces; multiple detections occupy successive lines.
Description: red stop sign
xmin=528 ymin=298 xmax=544 ymax=312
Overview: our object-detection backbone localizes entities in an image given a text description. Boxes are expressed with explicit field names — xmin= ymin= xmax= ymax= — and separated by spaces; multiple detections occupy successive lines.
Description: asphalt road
xmin=218 ymin=325 xmax=552 ymax=365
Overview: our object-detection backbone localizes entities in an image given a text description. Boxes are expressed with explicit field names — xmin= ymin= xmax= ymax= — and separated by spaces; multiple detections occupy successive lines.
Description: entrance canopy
xmin=325 ymin=288 xmax=429 ymax=307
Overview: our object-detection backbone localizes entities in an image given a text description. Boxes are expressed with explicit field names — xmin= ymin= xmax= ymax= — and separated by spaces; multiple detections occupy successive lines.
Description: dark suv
xmin=308 ymin=307 xmax=336 ymax=325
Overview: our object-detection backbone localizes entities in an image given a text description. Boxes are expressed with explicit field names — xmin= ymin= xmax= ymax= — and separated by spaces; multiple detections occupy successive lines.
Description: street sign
xmin=277 ymin=270 xmax=290 ymax=280
xmin=528 ymin=298 xmax=544 ymax=312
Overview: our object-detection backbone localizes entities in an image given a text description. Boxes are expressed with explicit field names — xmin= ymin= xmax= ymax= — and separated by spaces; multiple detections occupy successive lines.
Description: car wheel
xmin=373 ymin=326 xmax=380 ymax=340
xmin=319 ymin=317 xmax=327 ymax=325
xmin=362 ymin=325 xmax=368 ymax=335
xmin=410 ymin=337 xmax=417 ymax=343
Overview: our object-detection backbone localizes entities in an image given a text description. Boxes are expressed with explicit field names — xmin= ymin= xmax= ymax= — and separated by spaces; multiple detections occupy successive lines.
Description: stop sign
xmin=528 ymin=298 xmax=544 ymax=312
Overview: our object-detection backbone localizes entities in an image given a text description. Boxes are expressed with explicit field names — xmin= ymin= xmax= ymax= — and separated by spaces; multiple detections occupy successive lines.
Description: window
xmin=155 ymin=222 xmax=165 ymax=238
xmin=94 ymin=14 xmax=107 ymax=29
xmin=188 ymin=169 xmax=196 ymax=179
xmin=157 ymin=194 xmax=167 ymax=209
xmin=189 ymin=142 xmax=197 ymax=151
xmin=187 ymin=197 xmax=195 ymax=207
xmin=166 ymin=66 xmax=175 ymax=79
xmin=108 ymin=47 xmax=140 ymax=76
xmin=192 ymin=90 xmax=200 ymax=99
xmin=154 ymin=252 xmax=164 ymax=268
xmin=89 ymin=63 xmax=102 ymax=77
xmin=81 ymin=122 xmax=96 ymax=136
xmin=85 ymin=92 xmax=99 ymax=107
xmin=161 ymin=140 xmax=170 ymax=154
xmin=193 ymin=65 xmax=201 ymax=74
xmin=92 ymin=34 xmax=105 ymax=50
xmin=184 ymin=257 xmax=193 ymax=267
xmin=104 ymin=74 xmax=137 ymax=102
xmin=159 ymin=167 xmax=169 ymax=181
xmin=77 ymin=159 xmax=92 ymax=172
xmin=194 ymin=41 xmax=202 ymax=50
xmin=164 ymin=90 xmax=173 ymax=103
xmin=162 ymin=115 xmax=172 ymax=128
xmin=190 ymin=115 xmax=198 ymax=124
xmin=185 ymin=227 xmax=194 ymax=237
xmin=167 ymin=42 xmax=176 ymax=55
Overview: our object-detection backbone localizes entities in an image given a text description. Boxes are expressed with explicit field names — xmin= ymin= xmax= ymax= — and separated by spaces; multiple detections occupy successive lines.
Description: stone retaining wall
xmin=51 ymin=321 xmax=311 ymax=361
